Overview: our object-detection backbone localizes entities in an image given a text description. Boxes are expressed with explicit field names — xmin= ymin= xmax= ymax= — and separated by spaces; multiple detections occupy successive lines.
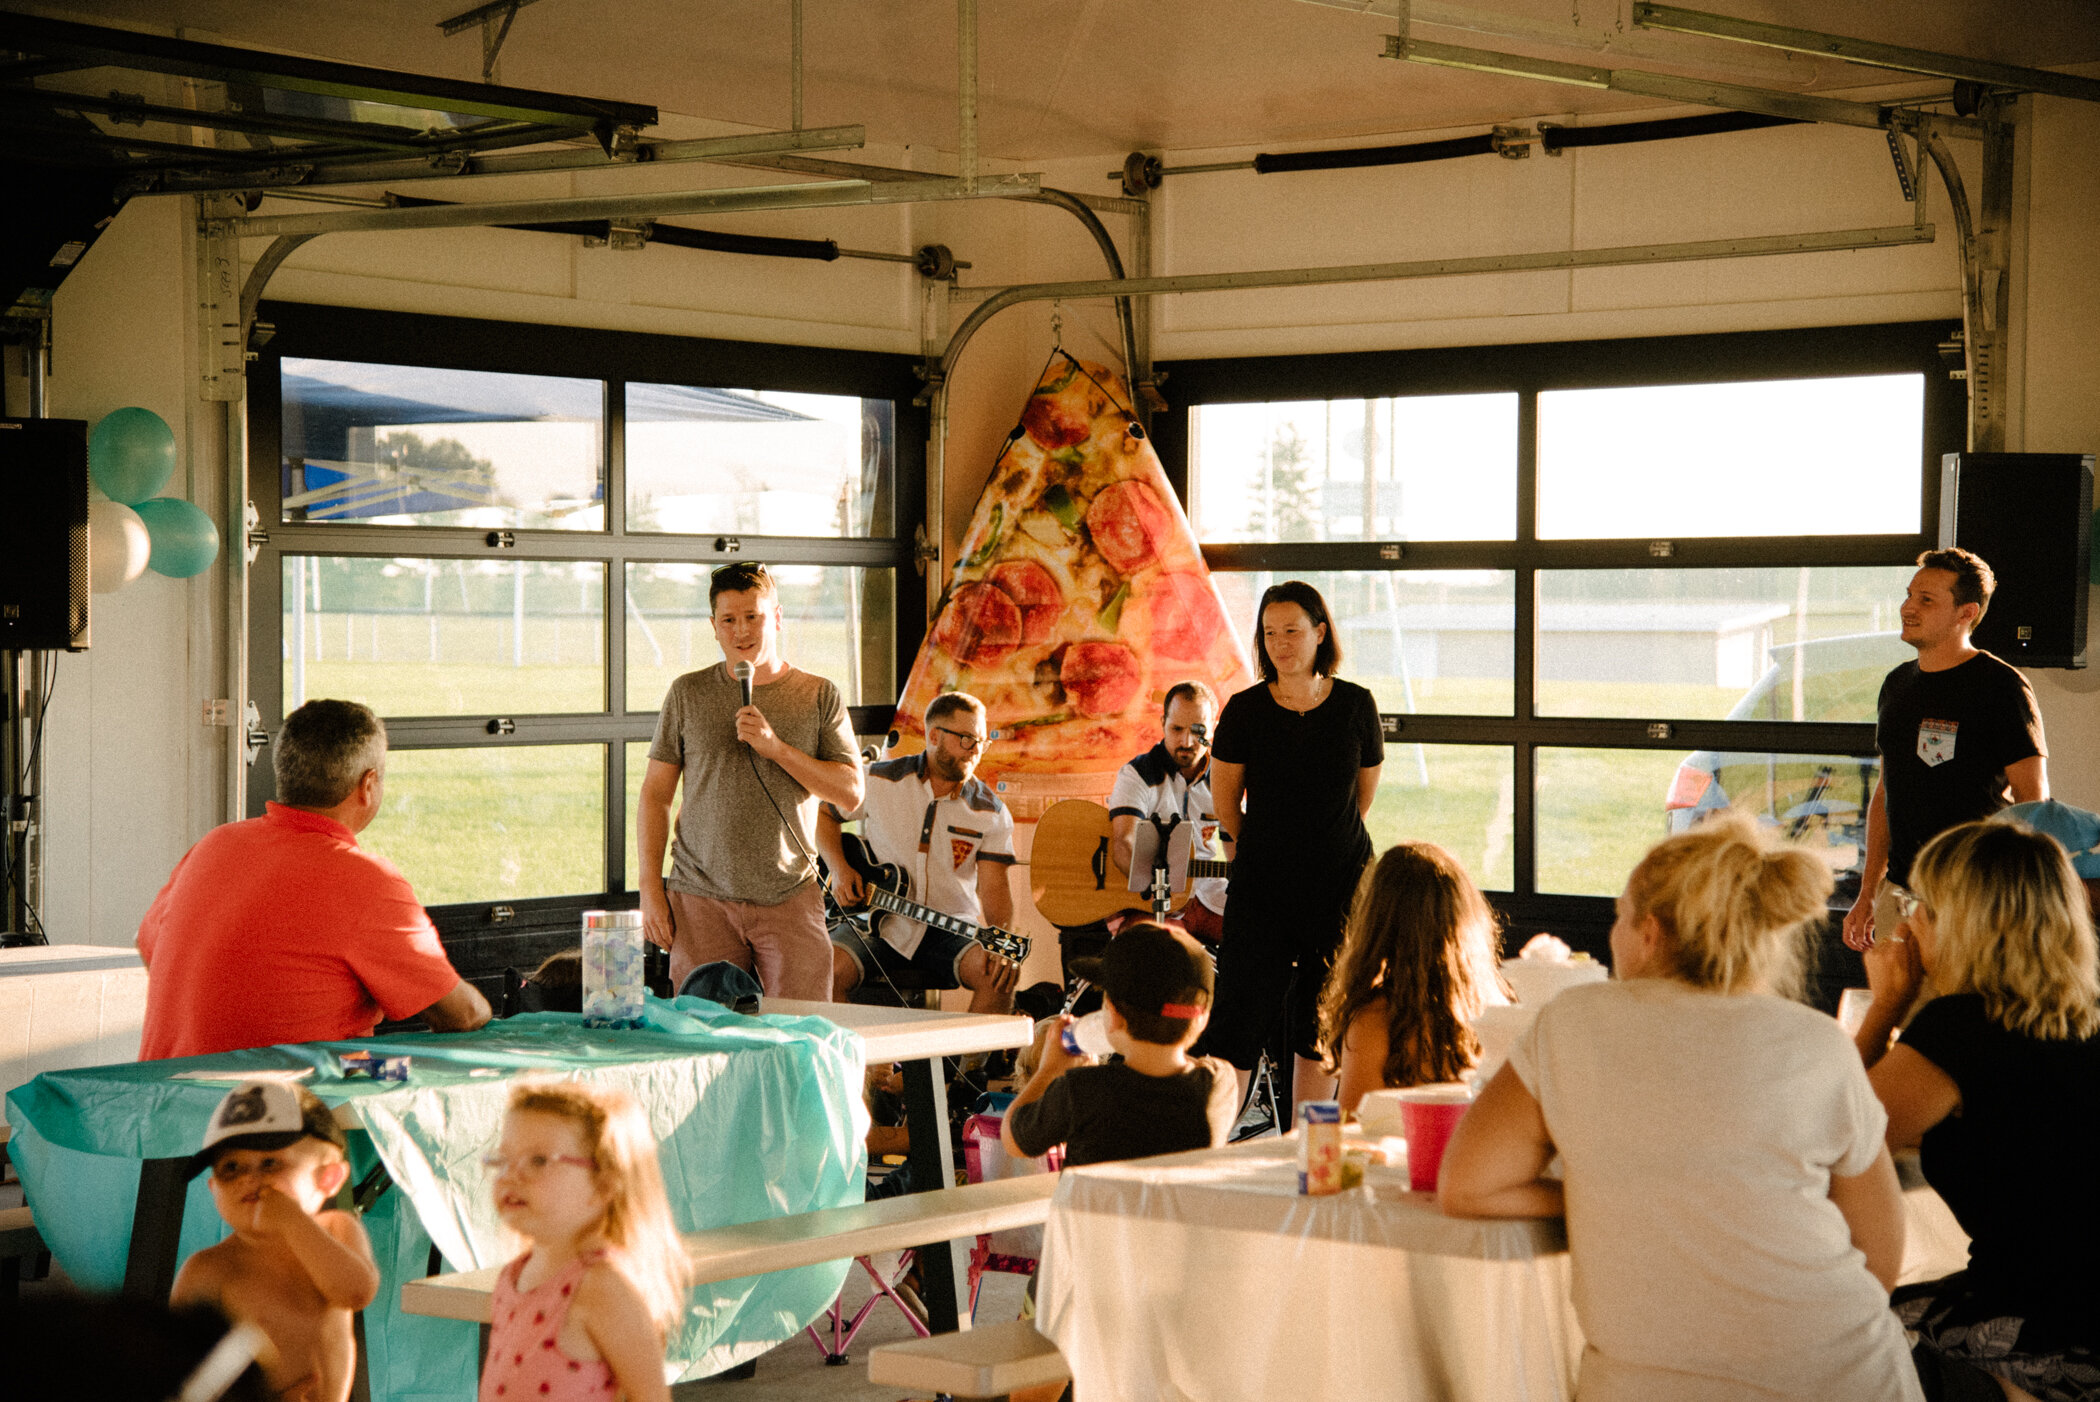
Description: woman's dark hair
xmin=1252 ymin=579 xmax=1342 ymax=682
xmin=1317 ymin=843 xmax=1505 ymax=1086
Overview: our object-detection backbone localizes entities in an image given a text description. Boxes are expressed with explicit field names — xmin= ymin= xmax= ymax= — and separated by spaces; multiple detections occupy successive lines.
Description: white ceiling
xmin=30 ymin=0 xmax=2100 ymax=161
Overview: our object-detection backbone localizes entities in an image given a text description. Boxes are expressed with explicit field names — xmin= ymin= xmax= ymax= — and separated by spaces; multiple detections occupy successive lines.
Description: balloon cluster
xmin=88 ymin=408 xmax=219 ymax=592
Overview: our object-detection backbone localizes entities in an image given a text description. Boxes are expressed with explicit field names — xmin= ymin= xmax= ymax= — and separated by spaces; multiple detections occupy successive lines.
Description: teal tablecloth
xmin=3 ymin=995 xmax=870 ymax=1400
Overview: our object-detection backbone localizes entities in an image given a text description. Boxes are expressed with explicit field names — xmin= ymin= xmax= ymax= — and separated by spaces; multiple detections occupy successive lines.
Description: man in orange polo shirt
xmin=137 ymin=699 xmax=490 ymax=1060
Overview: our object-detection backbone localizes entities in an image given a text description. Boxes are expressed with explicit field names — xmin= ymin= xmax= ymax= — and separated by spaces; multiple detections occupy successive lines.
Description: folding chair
xmin=960 ymin=1112 xmax=1063 ymax=1320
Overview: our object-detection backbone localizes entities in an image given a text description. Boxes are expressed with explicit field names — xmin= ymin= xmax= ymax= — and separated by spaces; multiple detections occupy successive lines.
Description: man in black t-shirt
xmin=1841 ymin=548 xmax=2048 ymax=951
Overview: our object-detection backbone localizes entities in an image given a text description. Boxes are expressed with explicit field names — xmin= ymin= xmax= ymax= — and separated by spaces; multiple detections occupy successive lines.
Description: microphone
xmin=732 ymin=660 xmax=754 ymax=707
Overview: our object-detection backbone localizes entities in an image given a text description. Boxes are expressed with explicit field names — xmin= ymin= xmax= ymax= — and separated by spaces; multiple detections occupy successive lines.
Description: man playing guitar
xmin=1109 ymin=681 xmax=1229 ymax=946
xmin=817 ymin=691 xmax=1022 ymax=1014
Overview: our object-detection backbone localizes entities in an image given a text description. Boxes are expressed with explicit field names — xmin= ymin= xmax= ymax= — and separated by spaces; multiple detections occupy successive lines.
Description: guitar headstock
xmin=983 ymin=927 xmax=1032 ymax=964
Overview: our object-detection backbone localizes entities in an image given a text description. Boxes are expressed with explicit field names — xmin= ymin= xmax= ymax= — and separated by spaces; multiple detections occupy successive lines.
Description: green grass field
xmin=303 ymin=649 xmax=1831 ymax=909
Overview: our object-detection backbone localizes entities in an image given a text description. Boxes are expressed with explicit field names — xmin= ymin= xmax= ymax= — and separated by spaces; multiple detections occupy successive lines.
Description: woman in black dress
xmin=1205 ymin=579 xmax=1384 ymax=1111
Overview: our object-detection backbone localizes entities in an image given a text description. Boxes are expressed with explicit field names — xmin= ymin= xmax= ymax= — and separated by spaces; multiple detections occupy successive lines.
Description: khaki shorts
xmin=666 ymin=884 xmax=830 ymax=1000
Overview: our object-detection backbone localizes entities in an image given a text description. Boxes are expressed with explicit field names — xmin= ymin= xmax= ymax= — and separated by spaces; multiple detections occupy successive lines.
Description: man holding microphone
xmin=637 ymin=562 xmax=863 ymax=997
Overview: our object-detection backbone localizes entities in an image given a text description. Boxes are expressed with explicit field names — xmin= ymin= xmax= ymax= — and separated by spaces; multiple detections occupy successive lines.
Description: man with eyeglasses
xmin=1107 ymin=681 xmax=1229 ymax=946
xmin=638 ymin=562 xmax=864 ymax=998
xmin=815 ymin=691 xmax=1021 ymax=1014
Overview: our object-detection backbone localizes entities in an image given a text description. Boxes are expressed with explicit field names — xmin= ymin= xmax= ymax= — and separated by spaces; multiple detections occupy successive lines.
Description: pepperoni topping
xmin=1060 ymin=642 xmax=1142 ymax=718
xmin=988 ymin=561 xmax=1063 ymax=647
xmin=930 ymin=582 xmax=1022 ymax=668
xmin=1020 ymin=394 xmax=1090 ymax=450
xmin=1085 ymin=481 xmax=1174 ymax=576
xmin=1130 ymin=572 xmax=1224 ymax=661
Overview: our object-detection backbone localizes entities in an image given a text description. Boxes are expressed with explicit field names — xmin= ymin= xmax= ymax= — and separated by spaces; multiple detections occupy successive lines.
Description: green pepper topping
xmin=1041 ymin=484 xmax=1085 ymax=532
xmin=1049 ymin=446 xmax=1085 ymax=468
xmin=1007 ymin=711 xmax=1071 ymax=730
xmin=963 ymin=504 xmax=1004 ymax=567
xmin=1098 ymin=581 xmax=1130 ymax=633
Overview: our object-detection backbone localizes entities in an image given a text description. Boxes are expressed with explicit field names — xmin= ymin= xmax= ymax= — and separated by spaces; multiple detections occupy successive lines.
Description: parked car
xmin=1663 ymin=631 xmax=1909 ymax=902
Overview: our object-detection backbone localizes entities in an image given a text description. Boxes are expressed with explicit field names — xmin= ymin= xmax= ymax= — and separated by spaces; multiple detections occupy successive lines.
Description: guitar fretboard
xmin=870 ymin=886 xmax=976 ymax=939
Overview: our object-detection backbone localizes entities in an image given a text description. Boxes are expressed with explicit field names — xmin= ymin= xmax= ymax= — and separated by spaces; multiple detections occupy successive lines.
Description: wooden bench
xmin=869 ymin=1318 xmax=1070 ymax=1400
xmin=400 ymin=1172 xmax=1058 ymax=1325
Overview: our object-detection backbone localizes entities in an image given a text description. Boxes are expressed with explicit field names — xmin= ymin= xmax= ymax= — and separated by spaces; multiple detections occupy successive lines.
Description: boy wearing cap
xmin=172 ymin=1082 xmax=381 ymax=1402
xmin=1002 ymin=921 xmax=1240 ymax=1168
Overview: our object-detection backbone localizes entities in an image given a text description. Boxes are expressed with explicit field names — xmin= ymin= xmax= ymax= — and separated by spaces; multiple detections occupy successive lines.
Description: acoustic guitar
xmin=1028 ymin=799 xmax=1231 ymax=927
xmin=831 ymin=832 xmax=1032 ymax=964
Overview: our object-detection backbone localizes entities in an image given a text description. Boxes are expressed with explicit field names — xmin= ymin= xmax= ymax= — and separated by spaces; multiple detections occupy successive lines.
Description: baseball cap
xmin=1999 ymin=800 xmax=2100 ymax=879
xmin=1069 ymin=920 xmax=1214 ymax=1022
xmin=187 ymin=1081 xmax=347 ymax=1180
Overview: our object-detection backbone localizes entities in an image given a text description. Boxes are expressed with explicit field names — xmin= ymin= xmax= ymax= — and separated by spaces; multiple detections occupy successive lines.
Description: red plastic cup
xmin=1399 ymin=1085 xmax=1473 ymax=1193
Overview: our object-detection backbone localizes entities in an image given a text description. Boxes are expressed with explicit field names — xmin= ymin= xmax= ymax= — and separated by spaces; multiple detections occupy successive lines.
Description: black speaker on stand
xmin=0 ymin=416 xmax=86 ymax=945
xmin=1939 ymin=451 xmax=2095 ymax=670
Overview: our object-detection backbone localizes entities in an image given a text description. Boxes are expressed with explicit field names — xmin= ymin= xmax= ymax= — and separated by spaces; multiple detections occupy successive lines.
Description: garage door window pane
xmin=361 ymin=745 xmax=605 ymax=905
xmin=1367 ymin=744 xmax=1515 ymax=892
xmin=626 ymin=388 xmax=891 ymax=537
xmin=1535 ymin=567 xmax=1915 ymax=720
xmin=1190 ymin=394 xmax=1516 ymax=544
xmin=1211 ymin=570 xmax=1513 ymax=716
xmin=281 ymin=359 xmax=604 ymax=530
xmin=282 ymin=556 xmax=604 ymax=717
xmin=625 ymin=563 xmax=894 ymax=714
xmin=1537 ymin=373 xmax=1923 ymax=539
xmin=1538 ymin=746 xmax=1877 ymax=898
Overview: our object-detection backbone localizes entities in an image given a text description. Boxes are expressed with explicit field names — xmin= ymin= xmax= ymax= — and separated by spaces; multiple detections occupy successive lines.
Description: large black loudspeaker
xmin=0 ymin=418 xmax=90 ymax=651
xmin=1938 ymin=451 xmax=2094 ymax=670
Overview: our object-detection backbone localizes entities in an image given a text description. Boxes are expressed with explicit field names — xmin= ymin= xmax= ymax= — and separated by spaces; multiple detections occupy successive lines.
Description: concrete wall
xmin=36 ymin=90 xmax=2100 ymax=948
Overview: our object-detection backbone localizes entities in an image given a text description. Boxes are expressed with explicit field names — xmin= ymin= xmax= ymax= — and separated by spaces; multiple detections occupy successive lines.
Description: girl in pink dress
xmin=479 ymin=1082 xmax=692 ymax=1402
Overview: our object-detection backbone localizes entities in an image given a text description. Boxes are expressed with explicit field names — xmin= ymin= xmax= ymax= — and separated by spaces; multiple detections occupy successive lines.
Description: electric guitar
xmin=1028 ymin=799 xmax=1231 ymax=927
xmin=830 ymin=832 xmax=1032 ymax=964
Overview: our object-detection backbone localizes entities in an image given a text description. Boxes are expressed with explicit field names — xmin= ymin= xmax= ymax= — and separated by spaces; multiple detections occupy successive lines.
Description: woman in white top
xmin=1439 ymin=815 xmax=1920 ymax=1402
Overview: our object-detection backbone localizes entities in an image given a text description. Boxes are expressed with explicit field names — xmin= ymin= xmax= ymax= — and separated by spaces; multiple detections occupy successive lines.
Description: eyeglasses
xmin=210 ymin=1155 xmax=297 ymax=1184
xmin=934 ymin=725 xmax=988 ymax=752
xmin=479 ymin=1152 xmax=597 ymax=1179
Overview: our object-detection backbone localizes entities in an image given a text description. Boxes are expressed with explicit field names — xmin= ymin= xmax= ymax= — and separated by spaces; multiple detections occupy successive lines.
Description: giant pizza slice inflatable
xmin=892 ymin=353 xmax=1256 ymax=813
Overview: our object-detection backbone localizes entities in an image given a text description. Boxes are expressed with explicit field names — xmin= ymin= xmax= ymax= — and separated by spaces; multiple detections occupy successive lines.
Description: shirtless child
xmin=172 ymin=1082 xmax=381 ymax=1402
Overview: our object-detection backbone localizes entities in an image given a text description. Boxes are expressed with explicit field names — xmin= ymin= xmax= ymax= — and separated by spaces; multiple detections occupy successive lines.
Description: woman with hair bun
xmin=1856 ymin=819 xmax=2100 ymax=1402
xmin=1440 ymin=816 xmax=1919 ymax=1402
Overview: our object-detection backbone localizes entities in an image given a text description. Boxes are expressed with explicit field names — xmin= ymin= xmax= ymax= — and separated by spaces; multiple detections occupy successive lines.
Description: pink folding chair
xmin=802 ymin=1245 xmax=930 ymax=1364
xmin=961 ymin=1112 xmax=1063 ymax=1319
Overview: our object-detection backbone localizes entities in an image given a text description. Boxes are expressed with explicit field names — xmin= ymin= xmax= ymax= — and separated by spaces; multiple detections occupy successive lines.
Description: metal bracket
xmin=1884 ymin=128 xmax=1916 ymax=201
xmin=911 ymin=522 xmax=938 ymax=575
xmin=1491 ymin=125 xmax=1533 ymax=159
xmin=243 ymin=701 xmax=269 ymax=767
xmin=588 ymin=217 xmax=654 ymax=251
xmin=196 ymin=194 xmax=245 ymax=404
xmin=243 ymin=502 xmax=265 ymax=565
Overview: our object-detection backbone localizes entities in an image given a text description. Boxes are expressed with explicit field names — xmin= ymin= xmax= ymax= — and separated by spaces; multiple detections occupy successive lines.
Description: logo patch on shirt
xmin=951 ymin=836 xmax=976 ymax=869
xmin=1918 ymin=719 xmax=1958 ymax=768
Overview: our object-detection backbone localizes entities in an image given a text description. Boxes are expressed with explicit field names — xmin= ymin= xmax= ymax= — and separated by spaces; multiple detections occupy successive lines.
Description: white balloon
xmin=90 ymin=496 xmax=152 ymax=593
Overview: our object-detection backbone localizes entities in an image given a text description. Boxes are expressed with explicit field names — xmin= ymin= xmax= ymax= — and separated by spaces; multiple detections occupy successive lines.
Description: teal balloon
xmin=90 ymin=407 xmax=177 ymax=505
xmin=135 ymin=497 xmax=220 ymax=578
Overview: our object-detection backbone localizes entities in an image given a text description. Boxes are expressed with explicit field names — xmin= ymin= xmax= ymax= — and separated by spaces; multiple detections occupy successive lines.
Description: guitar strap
xmin=912 ymin=796 xmax=941 ymax=906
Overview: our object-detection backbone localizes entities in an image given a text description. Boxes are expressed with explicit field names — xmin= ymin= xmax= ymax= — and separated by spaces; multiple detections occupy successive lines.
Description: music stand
xmin=1125 ymin=816 xmax=1193 ymax=922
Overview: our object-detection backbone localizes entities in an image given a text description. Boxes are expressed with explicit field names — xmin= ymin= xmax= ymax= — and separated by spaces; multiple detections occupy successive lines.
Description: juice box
xmin=1297 ymin=1099 xmax=1343 ymax=1195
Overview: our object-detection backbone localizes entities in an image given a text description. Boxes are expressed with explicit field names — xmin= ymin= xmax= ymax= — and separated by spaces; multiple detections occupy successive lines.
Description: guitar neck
xmin=1187 ymin=859 xmax=1229 ymax=880
xmin=869 ymin=886 xmax=988 ymax=944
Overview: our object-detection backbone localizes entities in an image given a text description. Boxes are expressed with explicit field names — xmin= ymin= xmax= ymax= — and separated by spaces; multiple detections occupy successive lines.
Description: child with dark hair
xmin=172 ymin=1081 xmax=381 ymax=1402
xmin=1002 ymin=921 xmax=1238 ymax=1168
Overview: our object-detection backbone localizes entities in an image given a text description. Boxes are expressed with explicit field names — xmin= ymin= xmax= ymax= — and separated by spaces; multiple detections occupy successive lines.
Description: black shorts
xmin=830 ymin=918 xmax=973 ymax=990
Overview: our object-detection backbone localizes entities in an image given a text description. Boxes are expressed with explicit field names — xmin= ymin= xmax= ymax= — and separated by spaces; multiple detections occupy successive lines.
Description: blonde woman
xmin=1316 ymin=842 xmax=1507 ymax=1114
xmin=1856 ymin=819 xmax=2100 ymax=1402
xmin=1440 ymin=817 xmax=1919 ymax=1402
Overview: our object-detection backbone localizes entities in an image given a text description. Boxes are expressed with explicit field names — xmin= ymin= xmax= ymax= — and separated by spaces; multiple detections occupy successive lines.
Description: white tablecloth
xmin=0 ymin=943 xmax=147 ymax=1104
xmin=1038 ymin=1135 xmax=1583 ymax=1402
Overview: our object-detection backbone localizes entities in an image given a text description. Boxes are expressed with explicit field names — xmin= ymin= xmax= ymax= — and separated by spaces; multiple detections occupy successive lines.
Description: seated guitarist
xmin=816 ymin=691 xmax=1021 ymax=1014
xmin=1109 ymin=681 xmax=1229 ymax=946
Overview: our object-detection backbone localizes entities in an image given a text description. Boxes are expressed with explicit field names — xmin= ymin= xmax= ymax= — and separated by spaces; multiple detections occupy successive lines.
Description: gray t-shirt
xmin=648 ymin=664 xmax=859 ymax=906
